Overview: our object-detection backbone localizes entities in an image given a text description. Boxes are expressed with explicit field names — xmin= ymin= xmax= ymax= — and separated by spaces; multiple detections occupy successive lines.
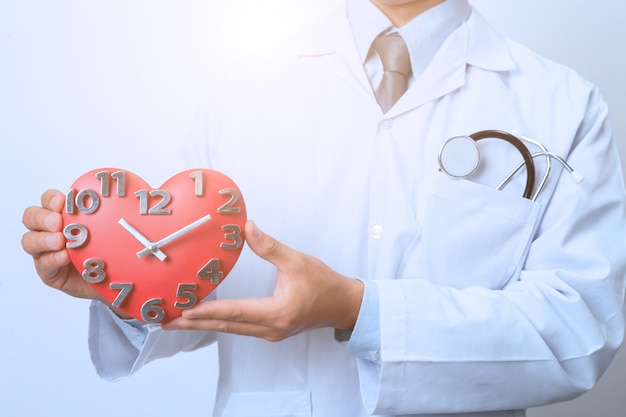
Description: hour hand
xmin=118 ymin=218 xmax=167 ymax=261
xmin=136 ymin=213 xmax=212 ymax=259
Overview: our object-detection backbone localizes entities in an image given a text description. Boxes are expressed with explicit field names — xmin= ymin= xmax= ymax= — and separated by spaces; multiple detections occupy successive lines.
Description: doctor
xmin=21 ymin=0 xmax=626 ymax=416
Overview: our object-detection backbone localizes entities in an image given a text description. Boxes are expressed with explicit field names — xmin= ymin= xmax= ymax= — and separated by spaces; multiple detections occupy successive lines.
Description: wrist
xmin=333 ymin=277 xmax=364 ymax=331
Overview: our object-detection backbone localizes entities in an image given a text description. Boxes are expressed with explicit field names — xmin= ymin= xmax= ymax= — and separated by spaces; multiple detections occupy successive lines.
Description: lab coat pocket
xmin=221 ymin=391 xmax=312 ymax=417
xmin=420 ymin=173 xmax=542 ymax=289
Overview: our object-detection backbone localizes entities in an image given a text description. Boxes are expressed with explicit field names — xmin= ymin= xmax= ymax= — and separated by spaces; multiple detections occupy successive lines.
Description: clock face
xmin=61 ymin=168 xmax=247 ymax=323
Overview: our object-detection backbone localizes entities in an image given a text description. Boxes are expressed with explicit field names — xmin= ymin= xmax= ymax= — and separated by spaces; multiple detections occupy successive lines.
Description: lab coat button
xmin=367 ymin=351 xmax=380 ymax=361
xmin=381 ymin=119 xmax=393 ymax=128
xmin=370 ymin=225 xmax=383 ymax=239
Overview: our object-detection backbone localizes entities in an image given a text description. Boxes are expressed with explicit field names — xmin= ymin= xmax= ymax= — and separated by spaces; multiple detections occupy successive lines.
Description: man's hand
xmin=22 ymin=190 xmax=93 ymax=298
xmin=163 ymin=220 xmax=364 ymax=342
xmin=21 ymin=189 xmax=131 ymax=318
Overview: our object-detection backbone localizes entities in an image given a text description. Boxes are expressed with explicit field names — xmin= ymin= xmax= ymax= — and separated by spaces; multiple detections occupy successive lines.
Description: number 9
xmin=63 ymin=223 xmax=88 ymax=249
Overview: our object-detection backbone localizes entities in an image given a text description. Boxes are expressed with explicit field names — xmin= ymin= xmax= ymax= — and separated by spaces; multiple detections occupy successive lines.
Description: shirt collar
xmin=293 ymin=1 xmax=515 ymax=75
xmin=348 ymin=0 xmax=472 ymax=77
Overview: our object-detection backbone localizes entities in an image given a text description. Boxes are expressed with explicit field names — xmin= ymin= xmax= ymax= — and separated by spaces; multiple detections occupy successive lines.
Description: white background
xmin=1 ymin=1 xmax=624 ymax=416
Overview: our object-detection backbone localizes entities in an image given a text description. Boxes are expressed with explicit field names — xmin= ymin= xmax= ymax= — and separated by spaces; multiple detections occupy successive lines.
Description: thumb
xmin=245 ymin=220 xmax=294 ymax=267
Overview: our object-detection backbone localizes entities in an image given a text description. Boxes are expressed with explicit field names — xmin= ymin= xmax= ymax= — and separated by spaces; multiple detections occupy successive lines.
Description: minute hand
xmin=136 ymin=213 xmax=212 ymax=259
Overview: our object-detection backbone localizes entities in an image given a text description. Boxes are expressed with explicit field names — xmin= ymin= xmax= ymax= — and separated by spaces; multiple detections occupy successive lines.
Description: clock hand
xmin=118 ymin=218 xmax=167 ymax=261
xmin=136 ymin=213 xmax=212 ymax=259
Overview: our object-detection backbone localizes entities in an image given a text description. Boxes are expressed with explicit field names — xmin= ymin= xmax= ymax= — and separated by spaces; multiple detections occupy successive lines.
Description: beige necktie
xmin=372 ymin=32 xmax=412 ymax=113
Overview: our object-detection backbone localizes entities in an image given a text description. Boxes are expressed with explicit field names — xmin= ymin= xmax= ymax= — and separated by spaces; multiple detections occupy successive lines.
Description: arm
xmin=355 ymin=88 xmax=626 ymax=414
xmin=89 ymin=300 xmax=216 ymax=381
xmin=164 ymin=220 xmax=364 ymax=340
xmin=21 ymin=190 xmax=216 ymax=380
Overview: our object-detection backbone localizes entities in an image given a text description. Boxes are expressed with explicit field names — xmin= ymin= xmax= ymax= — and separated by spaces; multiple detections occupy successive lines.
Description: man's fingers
xmin=22 ymin=205 xmax=63 ymax=233
xmin=22 ymin=189 xmax=66 ymax=256
xmin=244 ymin=220 xmax=298 ymax=267
xmin=33 ymin=250 xmax=70 ymax=281
xmin=41 ymin=189 xmax=65 ymax=211
xmin=23 ymin=189 xmax=65 ymax=233
xmin=172 ymin=297 xmax=298 ymax=338
xmin=165 ymin=299 xmax=292 ymax=342
xmin=182 ymin=297 xmax=277 ymax=325
xmin=21 ymin=230 xmax=65 ymax=256
xmin=165 ymin=315 xmax=287 ymax=341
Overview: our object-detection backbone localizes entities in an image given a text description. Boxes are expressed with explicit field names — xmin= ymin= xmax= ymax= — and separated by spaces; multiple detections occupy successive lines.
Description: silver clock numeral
xmin=65 ymin=172 xmax=126 ymax=214
xmin=76 ymin=190 xmax=100 ymax=214
xmin=190 ymin=170 xmax=204 ymax=197
xmin=109 ymin=283 xmax=133 ymax=308
xmin=66 ymin=189 xmax=100 ymax=214
xmin=63 ymin=223 xmax=88 ymax=248
xmin=111 ymin=171 xmax=126 ymax=196
xmin=96 ymin=170 xmax=126 ymax=197
xmin=134 ymin=190 xmax=149 ymax=215
xmin=220 ymin=224 xmax=243 ymax=250
xmin=198 ymin=258 xmax=224 ymax=284
xmin=82 ymin=258 xmax=106 ymax=283
xmin=141 ymin=298 xmax=165 ymax=323
xmin=134 ymin=189 xmax=172 ymax=215
xmin=174 ymin=283 xmax=198 ymax=309
xmin=217 ymin=188 xmax=241 ymax=214
xmin=95 ymin=171 xmax=109 ymax=195
xmin=65 ymin=189 xmax=75 ymax=214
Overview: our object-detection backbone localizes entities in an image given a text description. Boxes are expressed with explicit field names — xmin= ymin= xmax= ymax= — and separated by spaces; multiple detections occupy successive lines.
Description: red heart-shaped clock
xmin=61 ymin=168 xmax=246 ymax=323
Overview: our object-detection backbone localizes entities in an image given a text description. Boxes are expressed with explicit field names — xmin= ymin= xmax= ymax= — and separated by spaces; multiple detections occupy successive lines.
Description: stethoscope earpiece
xmin=570 ymin=170 xmax=584 ymax=184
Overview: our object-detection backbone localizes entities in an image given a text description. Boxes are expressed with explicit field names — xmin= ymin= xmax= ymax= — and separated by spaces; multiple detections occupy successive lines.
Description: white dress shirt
xmin=345 ymin=0 xmax=472 ymax=363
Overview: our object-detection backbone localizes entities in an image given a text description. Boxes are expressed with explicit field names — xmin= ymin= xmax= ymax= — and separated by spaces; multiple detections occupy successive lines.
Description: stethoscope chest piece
xmin=438 ymin=135 xmax=481 ymax=178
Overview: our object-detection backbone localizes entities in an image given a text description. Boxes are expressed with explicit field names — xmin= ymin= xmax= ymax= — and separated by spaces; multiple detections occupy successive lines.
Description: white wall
xmin=1 ymin=1 xmax=624 ymax=416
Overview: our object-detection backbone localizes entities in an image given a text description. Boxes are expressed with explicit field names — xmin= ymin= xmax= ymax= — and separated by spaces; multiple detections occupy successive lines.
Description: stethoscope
xmin=438 ymin=130 xmax=583 ymax=201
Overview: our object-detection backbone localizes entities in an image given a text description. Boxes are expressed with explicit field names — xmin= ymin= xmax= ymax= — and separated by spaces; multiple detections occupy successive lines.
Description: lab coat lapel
xmin=386 ymin=9 xmax=516 ymax=118
xmin=291 ymin=5 xmax=377 ymax=106
xmin=465 ymin=9 xmax=516 ymax=72
xmin=387 ymin=24 xmax=469 ymax=118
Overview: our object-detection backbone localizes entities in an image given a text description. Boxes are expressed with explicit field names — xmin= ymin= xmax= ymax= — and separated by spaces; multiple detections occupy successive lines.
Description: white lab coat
xmin=88 ymin=4 xmax=626 ymax=417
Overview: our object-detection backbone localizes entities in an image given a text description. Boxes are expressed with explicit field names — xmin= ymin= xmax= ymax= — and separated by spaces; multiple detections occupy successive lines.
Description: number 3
xmin=220 ymin=225 xmax=242 ymax=250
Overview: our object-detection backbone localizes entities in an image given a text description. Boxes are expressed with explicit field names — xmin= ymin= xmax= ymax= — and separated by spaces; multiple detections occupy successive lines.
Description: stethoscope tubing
xmin=469 ymin=130 xmax=536 ymax=199
xmin=498 ymin=150 xmax=581 ymax=201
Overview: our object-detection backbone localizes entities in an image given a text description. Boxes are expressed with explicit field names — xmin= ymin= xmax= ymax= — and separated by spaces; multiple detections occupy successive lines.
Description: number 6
xmin=141 ymin=298 xmax=165 ymax=323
